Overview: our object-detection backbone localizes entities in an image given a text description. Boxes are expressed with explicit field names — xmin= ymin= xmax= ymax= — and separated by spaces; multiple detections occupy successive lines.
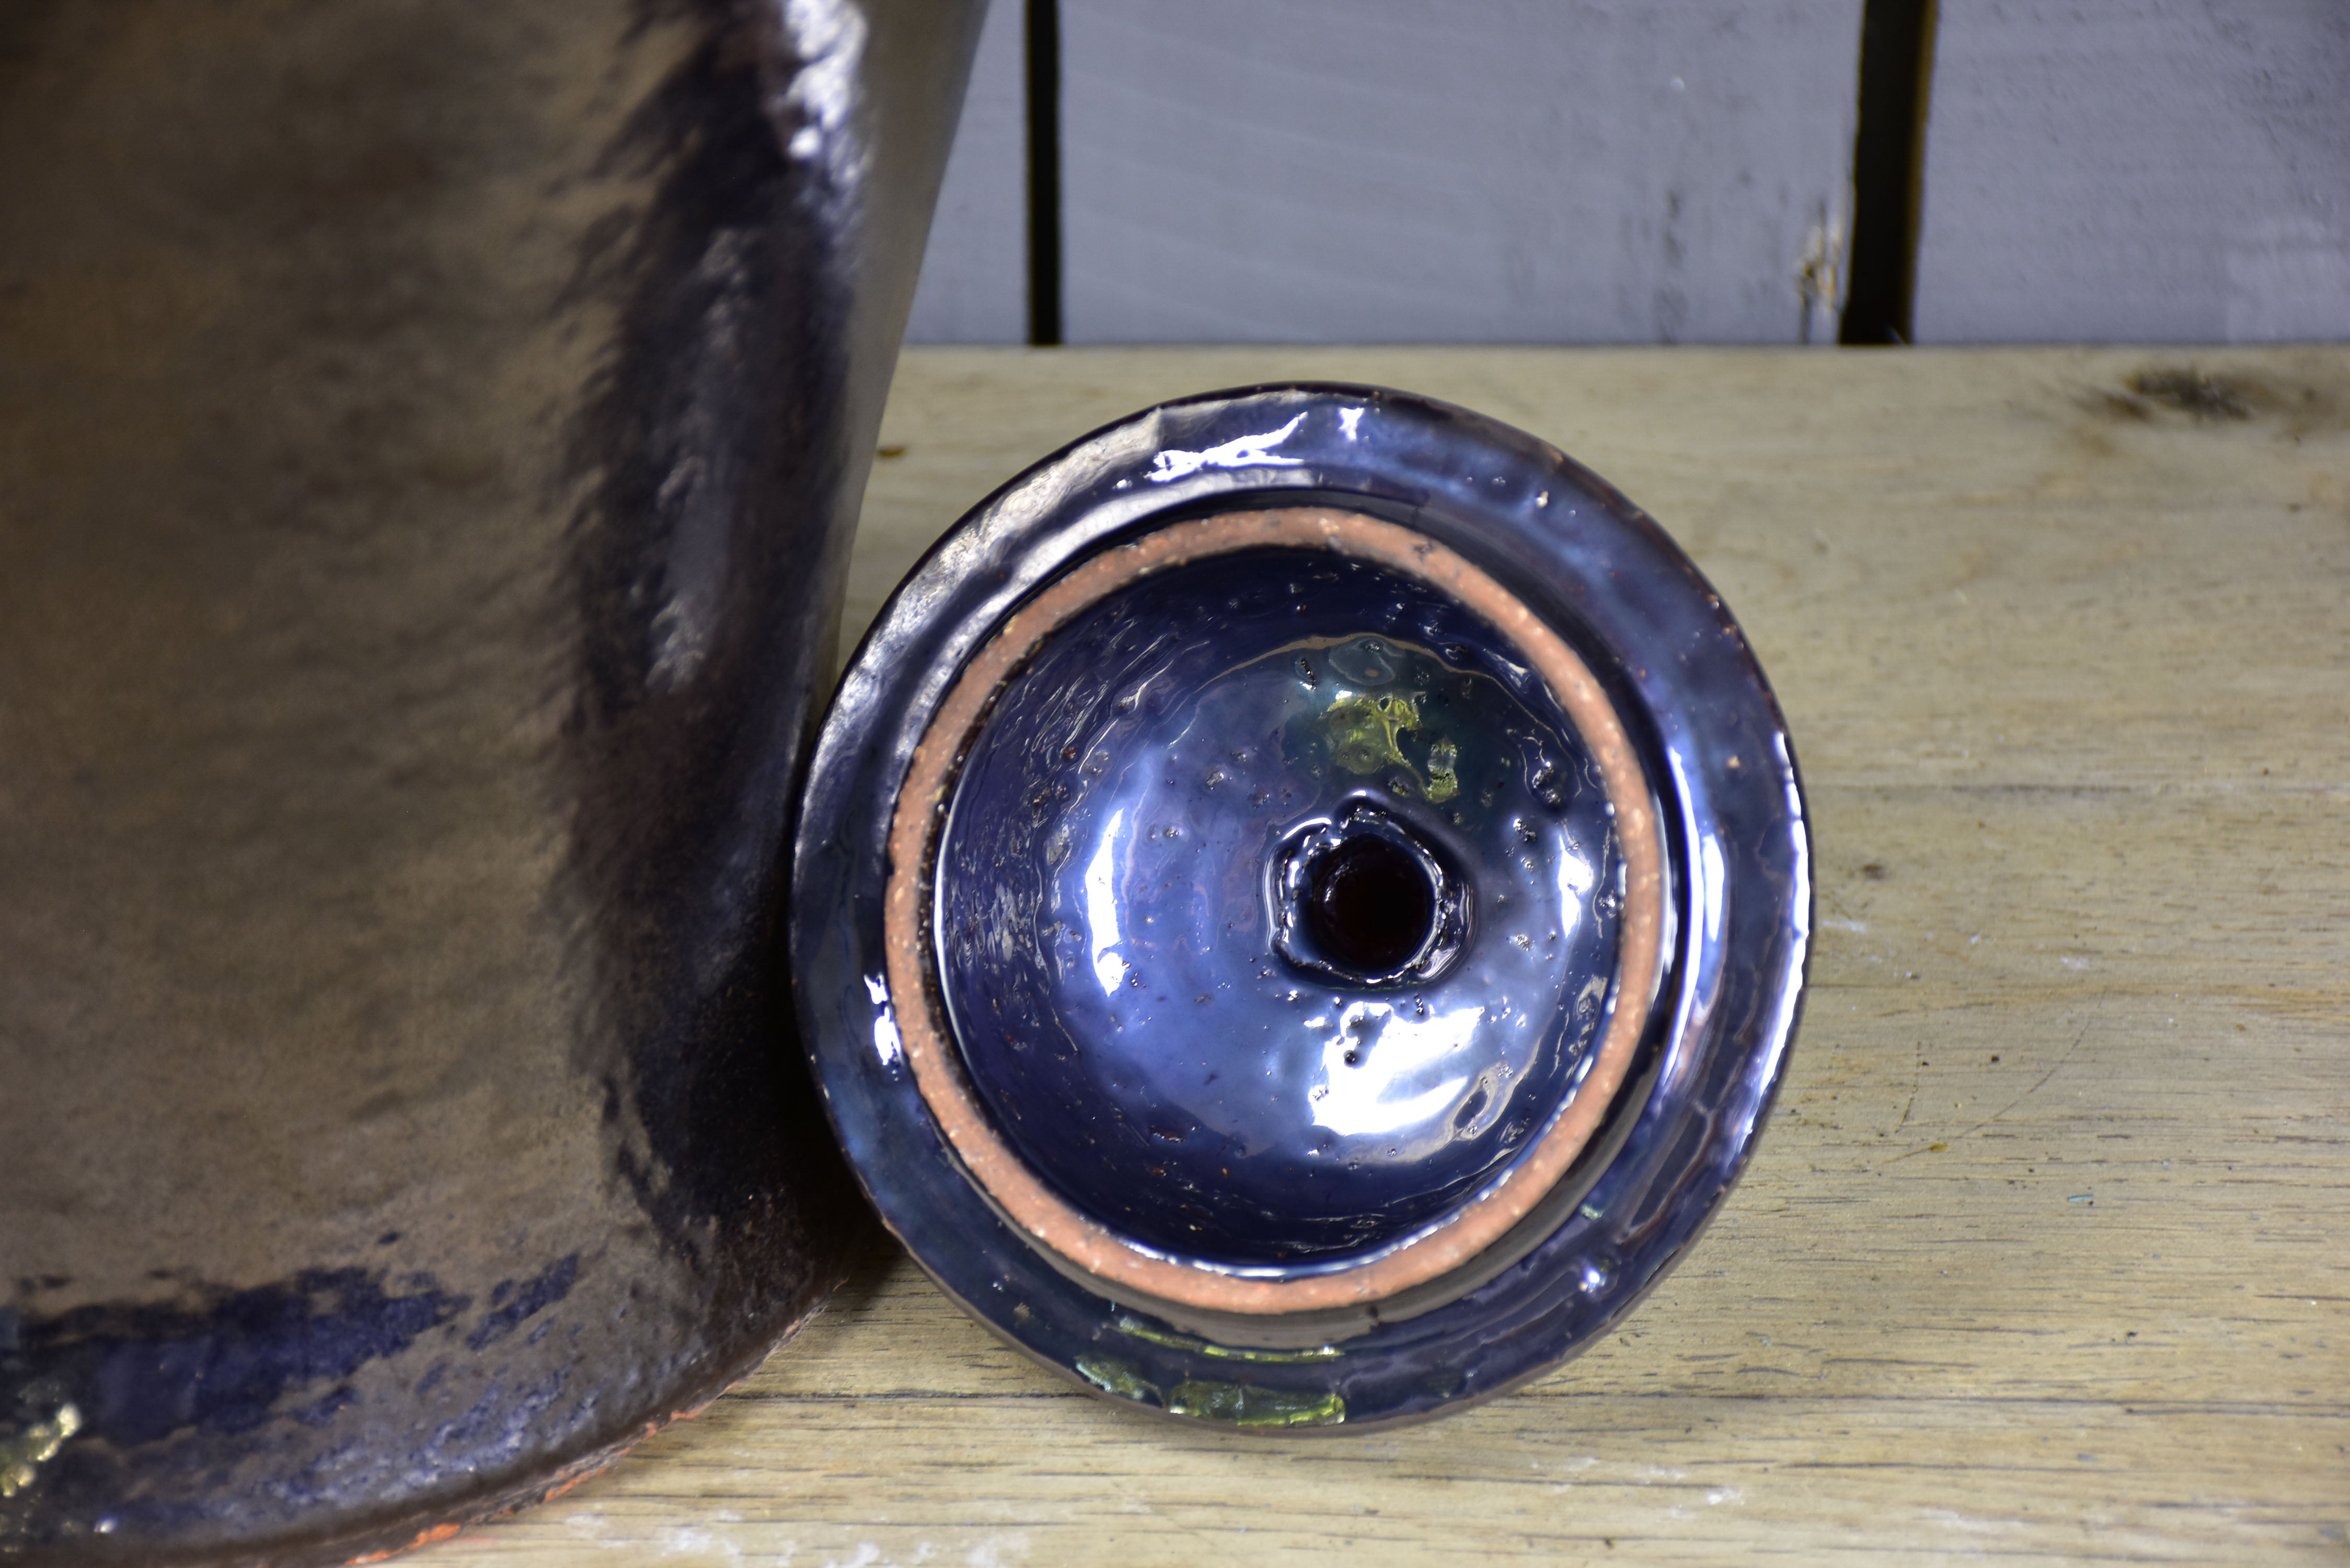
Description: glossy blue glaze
xmin=794 ymin=384 xmax=1810 ymax=1428
xmin=936 ymin=549 xmax=1623 ymax=1265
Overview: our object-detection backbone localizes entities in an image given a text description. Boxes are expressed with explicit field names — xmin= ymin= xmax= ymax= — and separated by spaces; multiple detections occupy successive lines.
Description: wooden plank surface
xmin=441 ymin=345 xmax=2350 ymax=1564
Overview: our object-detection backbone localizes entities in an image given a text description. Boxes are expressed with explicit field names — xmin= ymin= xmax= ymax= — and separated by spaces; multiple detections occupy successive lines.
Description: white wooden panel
xmin=1059 ymin=0 xmax=1863 ymax=345
xmin=903 ymin=0 xmax=1028 ymax=343
xmin=1915 ymin=0 xmax=2350 ymax=344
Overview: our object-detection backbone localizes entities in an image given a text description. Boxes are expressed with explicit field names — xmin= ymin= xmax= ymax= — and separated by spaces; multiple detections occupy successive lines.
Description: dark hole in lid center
xmin=1305 ymin=834 xmax=1437 ymax=975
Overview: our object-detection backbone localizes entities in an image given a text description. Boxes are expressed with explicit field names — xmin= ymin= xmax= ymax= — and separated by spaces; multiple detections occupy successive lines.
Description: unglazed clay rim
xmin=882 ymin=507 xmax=1665 ymax=1316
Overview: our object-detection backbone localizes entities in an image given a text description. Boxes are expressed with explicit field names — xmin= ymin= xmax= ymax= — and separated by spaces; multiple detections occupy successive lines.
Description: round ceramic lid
xmin=792 ymin=384 xmax=1808 ymax=1428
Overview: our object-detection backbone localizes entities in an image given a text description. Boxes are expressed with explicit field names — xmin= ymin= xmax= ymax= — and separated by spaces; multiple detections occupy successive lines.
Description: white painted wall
xmin=1914 ymin=0 xmax=2350 ymax=344
xmin=903 ymin=0 xmax=1028 ymax=344
xmin=1058 ymin=0 xmax=1862 ymax=344
xmin=902 ymin=1 xmax=2350 ymax=346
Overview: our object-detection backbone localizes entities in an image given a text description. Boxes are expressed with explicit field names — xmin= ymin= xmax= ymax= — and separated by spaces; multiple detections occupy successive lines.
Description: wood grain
xmin=439 ymin=346 xmax=2350 ymax=1564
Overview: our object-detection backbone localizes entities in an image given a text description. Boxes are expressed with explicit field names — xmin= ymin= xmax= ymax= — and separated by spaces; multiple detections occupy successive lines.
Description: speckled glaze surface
xmin=793 ymin=386 xmax=1811 ymax=1427
xmin=0 ymin=2 xmax=978 ymax=1560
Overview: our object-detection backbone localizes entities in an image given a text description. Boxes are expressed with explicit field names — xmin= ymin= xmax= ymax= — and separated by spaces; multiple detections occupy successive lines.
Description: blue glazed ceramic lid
xmin=792 ymin=385 xmax=1808 ymax=1427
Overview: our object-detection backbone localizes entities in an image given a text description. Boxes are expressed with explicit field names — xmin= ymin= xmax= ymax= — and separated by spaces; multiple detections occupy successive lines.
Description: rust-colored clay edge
xmin=883 ymin=508 xmax=1665 ymax=1317
xmin=345 ymin=1523 xmax=462 ymax=1565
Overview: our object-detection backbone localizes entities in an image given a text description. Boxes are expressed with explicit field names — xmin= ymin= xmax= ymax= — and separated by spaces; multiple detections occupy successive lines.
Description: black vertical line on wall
xmin=1840 ymin=0 xmax=1939 ymax=344
xmin=1025 ymin=0 xmax=1063 ymax=345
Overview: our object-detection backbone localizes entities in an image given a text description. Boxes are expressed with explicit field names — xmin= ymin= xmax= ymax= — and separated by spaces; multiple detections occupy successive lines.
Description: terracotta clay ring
xmin=883 ymin=508 xmax=1666 ymax=1318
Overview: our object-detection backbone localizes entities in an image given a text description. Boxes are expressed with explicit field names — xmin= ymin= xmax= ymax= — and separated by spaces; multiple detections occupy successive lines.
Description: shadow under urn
xmin=794 ymin=387 xmax=1808 ymax=1425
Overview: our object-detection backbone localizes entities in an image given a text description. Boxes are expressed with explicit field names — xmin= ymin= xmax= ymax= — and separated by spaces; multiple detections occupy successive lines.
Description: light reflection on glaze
xmin=862 ymin=974 xmax=903 ymax=1068
xmin=1145 ymin=414 xmax=1308 ymax=484
xmin=1085 ymin=807 xmax=1131 ymax=994
xmin=935 ymin=548 xmax=1622 ymax=1264
xmin=1308 ymin=1000 xmax=1487 ymax=1143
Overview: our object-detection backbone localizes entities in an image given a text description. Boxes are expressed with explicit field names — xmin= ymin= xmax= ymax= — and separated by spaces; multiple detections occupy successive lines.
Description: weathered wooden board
xmin=902 ymin=0 xmax=1027 ymax=344
xmin=439 ymin=345 xmax=2350 ymax=1564
xmin=1056 ymin=2 xmax=1862 ymax=345
xmin=1914 ymin=0 xmax=2350 ymax=344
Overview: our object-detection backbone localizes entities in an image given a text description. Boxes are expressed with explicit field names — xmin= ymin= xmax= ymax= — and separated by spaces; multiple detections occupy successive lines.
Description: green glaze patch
xmin=1425 ymin=737 xmax=1460 ymax=803
xmin=1114 ymin=1314 xmax=1340 ymax=1363
xmin=1167 ymin=1379 xmax=1346 ymax=1428
xmin=1322 ymin=690 xmax=1422 ymax=778
xmin=0 ymin=1401 xmax=79 ymax=1499
xmin=1073 ymin=1354 xmax=1161 ymax=1406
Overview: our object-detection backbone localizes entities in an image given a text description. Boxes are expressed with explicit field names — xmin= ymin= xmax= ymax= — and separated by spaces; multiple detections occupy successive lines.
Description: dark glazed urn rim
xmin=792 ymin=383 xmax=1811 ymax=1429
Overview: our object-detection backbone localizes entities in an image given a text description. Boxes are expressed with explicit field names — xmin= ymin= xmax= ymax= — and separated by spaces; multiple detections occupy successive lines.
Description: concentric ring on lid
xmin=883 ymin=506 xmax=1665 ymax=1317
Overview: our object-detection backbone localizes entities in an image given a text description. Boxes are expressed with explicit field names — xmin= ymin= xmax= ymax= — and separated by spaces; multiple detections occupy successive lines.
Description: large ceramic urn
xmin=0 ymin=2 xmax=981 ymax=1560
